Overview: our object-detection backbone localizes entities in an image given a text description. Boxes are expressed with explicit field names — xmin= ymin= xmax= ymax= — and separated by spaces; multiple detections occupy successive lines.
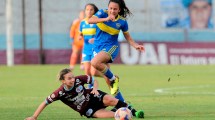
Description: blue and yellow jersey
xmin=80 ymin=18 xmax=97 ymax=55
xmin=93 ymin=9 xmax=128 ymax=47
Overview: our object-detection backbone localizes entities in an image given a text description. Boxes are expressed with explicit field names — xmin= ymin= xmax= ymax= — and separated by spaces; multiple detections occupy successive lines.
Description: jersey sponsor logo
xmin=86 ymin=108 xmax=93 ymax=116
xmin=76 ymin=85 xmax=83 ymax=93
xmin=65 ymin=94 xmax=73 ymax=99
xmin=69 ymin=91 xmax=84 ymax=102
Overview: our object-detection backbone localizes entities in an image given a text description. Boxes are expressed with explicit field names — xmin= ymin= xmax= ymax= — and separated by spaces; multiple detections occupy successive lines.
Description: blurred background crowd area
xmin=1 ymin=0 xmax=215 ymax=65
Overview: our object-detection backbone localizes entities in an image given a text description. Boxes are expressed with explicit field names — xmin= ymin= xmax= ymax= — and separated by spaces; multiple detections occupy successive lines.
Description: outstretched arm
xmin=123 ymin=32 xmax=145 ymax=52
xmin=25 ymin=101 xmax=47 ymax=120
xmin=88 ymin=14 xmax=117 ymax=24
xmin=88 ymin=16 xmax=108 ymax=24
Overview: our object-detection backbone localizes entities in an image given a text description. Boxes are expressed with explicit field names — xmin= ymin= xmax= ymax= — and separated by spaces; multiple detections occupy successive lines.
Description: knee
xmin=104 ymin=95 xmax=117 ymax=105
xmin=91 ymin=59 xmax=100 ymax=69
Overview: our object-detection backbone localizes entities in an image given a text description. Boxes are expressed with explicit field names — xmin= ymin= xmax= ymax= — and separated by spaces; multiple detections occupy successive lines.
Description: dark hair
xmin=58 ymin=68 xmax=71 ymax=81
xmin=85 ymin=3 xmax=99 ymax=14
xmin=108 ymin=0 xmax=132 ymax=18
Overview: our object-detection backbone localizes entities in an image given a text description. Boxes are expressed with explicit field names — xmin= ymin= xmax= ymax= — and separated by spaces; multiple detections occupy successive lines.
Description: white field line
xmin=154 ymin=85 xmax=215 ymax=95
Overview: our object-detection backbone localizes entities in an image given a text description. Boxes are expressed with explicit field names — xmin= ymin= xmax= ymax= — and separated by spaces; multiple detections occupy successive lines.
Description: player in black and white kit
xmin=25 ymin=68 xmax=144 ymax=120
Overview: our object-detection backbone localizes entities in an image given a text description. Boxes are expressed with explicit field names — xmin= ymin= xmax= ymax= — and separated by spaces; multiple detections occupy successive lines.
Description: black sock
xmin=115 ymin=100 xmax=127 ymax=109
xmin=128 ymin=105 xmax=137 ymax=116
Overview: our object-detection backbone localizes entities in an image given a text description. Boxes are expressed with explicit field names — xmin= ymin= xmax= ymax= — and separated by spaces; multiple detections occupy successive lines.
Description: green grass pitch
xmin=0 ymin=65 xmax=215 ymax=120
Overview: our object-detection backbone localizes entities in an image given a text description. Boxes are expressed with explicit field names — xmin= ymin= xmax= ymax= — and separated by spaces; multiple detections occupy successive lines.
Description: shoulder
xmin=119 ymin=16 xmax=126 ymax=21
xmin=81 ymin=18 xmax=88 ymax=24
xmin=75 ymin=75 xmax=90 ymax=80
xmin=75 ymin=75 xmax=91 ymax=83
xmin=51 ymin=85 xmax=65 ymax=98
xmin=96 ymin=9 xmax=107 ymax=16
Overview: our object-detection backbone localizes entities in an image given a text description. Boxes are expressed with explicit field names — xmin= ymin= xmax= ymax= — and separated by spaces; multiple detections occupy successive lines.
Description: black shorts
xmin=82 ymin=90 xmax=107 ymax=118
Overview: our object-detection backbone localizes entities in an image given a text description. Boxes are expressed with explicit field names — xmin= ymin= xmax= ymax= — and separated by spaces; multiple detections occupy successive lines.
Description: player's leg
xmin=91 ymin=67 xmax=125 ymax=103
xmin=82 ymin=54 xmax=93 ymax=88
xmin=102 ymin=94 xmax=127 ymax=108
xmin=84 ymin=62 xmax=93 ymax=88
xmin=92 ymin=109 xmax=114 ymax=118
xmin=91 ymin=51 xmax=119 ymax=95
xmin=79 ymin=50 xmax=84 ymax=70
xmin=102 ymin=94 xmax=144 ymax=118
xmin=83 ymin=62 xmax=91 ymax=75
xmin=70 ymin=45 xmax=79 ymax=70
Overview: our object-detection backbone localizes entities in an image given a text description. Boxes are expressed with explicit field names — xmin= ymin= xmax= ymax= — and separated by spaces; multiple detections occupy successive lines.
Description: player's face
xmin=62 ymin=72 xmax=75 ymax=88
xmin=189 ymin=1 xmax=212 ymax=29
xmin=85 ymin=5 xmax=95 ymax=18
xmin=108 ymin=2 xmax=120 ymax=17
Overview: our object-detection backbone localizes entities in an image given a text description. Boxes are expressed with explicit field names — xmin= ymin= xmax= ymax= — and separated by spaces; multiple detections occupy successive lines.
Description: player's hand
xmin=88 ymin=38 xmax=94 ymax=44
xmin=25 ymin=116 xmax=37 ymax=120
xmin=135 ymin=44 xmax=145 ymax=52
xmin=107 ymin=14 xmax=115 ymax=21
xmin=78 ymin=35 xmax=83 ymax=41
xmin=91 ymin=89 xmax=99 ymax=95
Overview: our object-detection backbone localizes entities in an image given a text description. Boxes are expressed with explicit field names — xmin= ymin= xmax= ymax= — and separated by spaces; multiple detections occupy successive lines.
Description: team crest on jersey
xmin=116 ymin=23 xmax=121 ymax=29
xmin=59 ymin=91 xmax=65 ymax=96
xmin=76 ymin=85 xmax=83 ymax=93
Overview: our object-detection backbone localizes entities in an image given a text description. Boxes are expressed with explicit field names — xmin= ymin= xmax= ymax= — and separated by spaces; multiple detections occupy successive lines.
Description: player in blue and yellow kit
xmin=79 ymin=3 xmax=98 ymax=76
xmin=88 ymin=0 xmax=145 ymax=95
xmin=80 ymin=3 xmax=126 ymax=104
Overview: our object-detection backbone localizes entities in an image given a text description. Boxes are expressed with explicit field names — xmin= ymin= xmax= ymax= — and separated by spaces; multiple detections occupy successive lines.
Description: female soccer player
xmin=80 ymin=3 xmax=125 ymax=103
xmin=79 ymin=3 xmax=100 ymax=80
xmin=88 ymin=0 xmax=145 ymax=95
xmin=69 ymin=10 xmax=85 ymax=70
xmin=25 ymin=68 xmax=144 ymax=120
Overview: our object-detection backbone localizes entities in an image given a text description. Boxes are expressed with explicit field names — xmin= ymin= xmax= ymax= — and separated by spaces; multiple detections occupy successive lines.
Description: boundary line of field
xmin=154 ymin=85 xmax=215 ymax=95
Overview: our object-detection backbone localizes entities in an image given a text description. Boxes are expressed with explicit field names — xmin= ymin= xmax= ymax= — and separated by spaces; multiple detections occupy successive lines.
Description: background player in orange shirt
xmin=69 ymin=10 xmax=85 ymax=70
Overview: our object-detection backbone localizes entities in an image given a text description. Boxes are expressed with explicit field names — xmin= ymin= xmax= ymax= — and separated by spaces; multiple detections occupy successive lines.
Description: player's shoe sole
xmin=135 ymin=110 xmax=144 ymax=118
xmin=110 ymin=75 xmax=119 ymax=95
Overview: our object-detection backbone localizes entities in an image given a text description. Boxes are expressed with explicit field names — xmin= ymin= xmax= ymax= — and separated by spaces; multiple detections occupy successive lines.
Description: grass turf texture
xmin=0 ymin=65 xmax=215 ymax=120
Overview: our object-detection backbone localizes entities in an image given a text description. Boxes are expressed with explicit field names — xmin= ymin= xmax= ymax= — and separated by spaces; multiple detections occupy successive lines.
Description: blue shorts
xmin=82 ymin=53 xmax=93 ymax=63
xmin=93 ymin=45 xmax=119 ymax=63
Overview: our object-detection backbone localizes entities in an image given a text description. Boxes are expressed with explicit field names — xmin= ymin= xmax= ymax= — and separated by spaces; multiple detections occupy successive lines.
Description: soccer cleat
xmin=135 ymin=110 xmax=144 ymax=118
xmin=110 ymin=76 xmax=119 ymax=95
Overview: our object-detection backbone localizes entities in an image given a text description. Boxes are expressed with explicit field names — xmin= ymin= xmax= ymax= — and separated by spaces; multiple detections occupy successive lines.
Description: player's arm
xmin=70 ymin=19 xmax=78 ymax=39
xmin=88 ymin=15 xmax=109 ymax=24
xmin=25 ymin=101 xmax=47 ymax=120
xmin=123 ymin=32 xmax=145 ymax=52
xmin=78 ymin=31 xmax=84 ymax=41
xmin=90 ymin=79 xmax=99 ymax=95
